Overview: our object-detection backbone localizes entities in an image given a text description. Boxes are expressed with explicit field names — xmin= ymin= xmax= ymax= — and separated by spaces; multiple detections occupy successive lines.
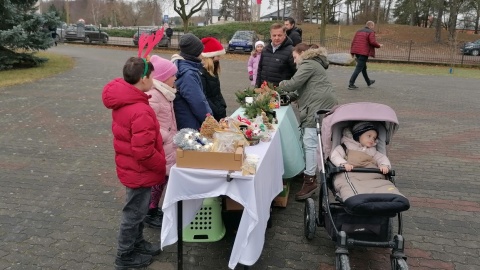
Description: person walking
xmin=348 ymin=21 xmax=382 ymax=90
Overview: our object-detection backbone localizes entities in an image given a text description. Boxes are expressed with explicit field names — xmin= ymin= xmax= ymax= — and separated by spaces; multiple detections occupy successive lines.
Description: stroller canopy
xmin=321 ymin=102 xmax=399 ymax=159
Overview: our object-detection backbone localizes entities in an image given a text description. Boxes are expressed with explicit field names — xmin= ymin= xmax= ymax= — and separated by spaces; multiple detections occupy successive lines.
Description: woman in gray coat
xmin=279 ymin=43 xmax=338 ymax=201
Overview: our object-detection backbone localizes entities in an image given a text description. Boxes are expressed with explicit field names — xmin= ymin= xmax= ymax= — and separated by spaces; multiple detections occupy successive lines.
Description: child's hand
xmin=379 ymin=166 xmax=389 ymax=174
xmin=343 ymin=164 xmax=353 ymax=171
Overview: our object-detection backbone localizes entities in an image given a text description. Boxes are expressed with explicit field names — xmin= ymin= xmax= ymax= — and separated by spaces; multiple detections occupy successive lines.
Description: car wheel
xmin=102 ymin=36 xmax=108 ymax=44
xmin=472 ymin=49 xmax=479 ymax=56
xmin=84 ymin=36 xmax=91 ymax=43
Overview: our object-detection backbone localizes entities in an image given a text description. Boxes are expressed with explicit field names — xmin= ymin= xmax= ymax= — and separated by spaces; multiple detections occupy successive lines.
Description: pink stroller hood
xmin=320 ymin=102 xmax=399 ymax=160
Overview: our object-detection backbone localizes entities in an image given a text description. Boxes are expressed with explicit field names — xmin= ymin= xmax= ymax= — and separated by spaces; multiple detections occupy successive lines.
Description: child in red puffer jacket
xmin=102 ymin=56 xmax=166 ymax=269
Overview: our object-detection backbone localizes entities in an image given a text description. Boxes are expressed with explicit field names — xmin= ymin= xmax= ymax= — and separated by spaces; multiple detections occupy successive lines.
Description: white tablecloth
xmin=161 ymin=130 xmax=284 ymax=269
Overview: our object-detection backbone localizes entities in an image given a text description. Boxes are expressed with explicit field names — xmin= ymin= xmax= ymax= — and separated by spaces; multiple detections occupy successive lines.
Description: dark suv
xmin=132 ymin=29 xmax=169 ymax=47
xmin=65 ymin=25 xmax=109 ymax=43
xmin=461 ymin=39 xmax=480 ymax=56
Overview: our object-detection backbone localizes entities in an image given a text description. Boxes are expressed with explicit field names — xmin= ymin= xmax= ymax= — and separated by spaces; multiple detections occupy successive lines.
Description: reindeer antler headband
xmin=137 ymin=27 xmax=165 ymax=77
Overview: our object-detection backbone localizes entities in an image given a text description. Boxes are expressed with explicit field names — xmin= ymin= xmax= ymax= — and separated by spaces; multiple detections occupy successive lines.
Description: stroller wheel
xmin=304 ymin=198 xmax=316 ymax=240
xmin=335 ymin=254 xmax=351 ymax=270
xmin=391 ymin=258 xmax=408 ymax=270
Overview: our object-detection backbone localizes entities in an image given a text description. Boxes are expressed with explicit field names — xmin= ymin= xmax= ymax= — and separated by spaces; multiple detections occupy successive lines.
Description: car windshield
xmin=232 ymin=31 xmax=253 ymax=40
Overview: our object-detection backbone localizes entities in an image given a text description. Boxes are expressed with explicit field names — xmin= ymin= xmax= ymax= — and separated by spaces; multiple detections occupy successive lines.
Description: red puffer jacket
xmin=350 ymin=27 xmax=381 ymax=57
xmin=102 ymin=78 xmax=166 ymax=188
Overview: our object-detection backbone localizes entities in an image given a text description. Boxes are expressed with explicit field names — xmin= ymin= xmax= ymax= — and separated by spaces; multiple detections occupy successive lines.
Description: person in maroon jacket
xmin=102 ymin=57 xmax=167 ymax=269
xmin=348 ymin=21 xmax=383 ymax=90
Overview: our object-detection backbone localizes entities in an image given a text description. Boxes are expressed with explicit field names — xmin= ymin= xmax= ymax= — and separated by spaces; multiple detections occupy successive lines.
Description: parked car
xmin=65 ymin=25 xmax=109 ymax=43
xmin=132 ymin=29 xmax=169 ymax=47
xmin=228 ymin=31 xmax=259 ymax=52
xmin=461 ymin=39 xmax=480 ymax=56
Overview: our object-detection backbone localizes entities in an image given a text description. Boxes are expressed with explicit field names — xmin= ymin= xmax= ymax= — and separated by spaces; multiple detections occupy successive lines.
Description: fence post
xmin=407 ymin=40 xmax=413 ymax=62
xmin=461 ymin=42 xmax=465 ymax=66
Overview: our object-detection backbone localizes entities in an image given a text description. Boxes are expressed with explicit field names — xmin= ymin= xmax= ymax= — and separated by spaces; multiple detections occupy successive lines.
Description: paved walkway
xmin=0 ymin=44 xmax=479 ymax=270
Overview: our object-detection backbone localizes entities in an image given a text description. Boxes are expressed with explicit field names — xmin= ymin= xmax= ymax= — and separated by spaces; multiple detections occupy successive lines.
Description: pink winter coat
xmin=146 ymin=80 xmax=178 ymax=175
xmin=102 ymin=78 xmax=166 ymax=188
xmin=247 ymin=53 xmax=261 ymax=86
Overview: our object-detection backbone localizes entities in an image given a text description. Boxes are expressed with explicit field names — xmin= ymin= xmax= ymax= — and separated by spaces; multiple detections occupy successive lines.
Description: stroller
xmin=304 ymin=102 xmax=410 ymax=270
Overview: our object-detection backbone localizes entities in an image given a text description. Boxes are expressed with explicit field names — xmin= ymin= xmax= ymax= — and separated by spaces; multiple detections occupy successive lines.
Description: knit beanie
xmin=150 ymin=55 xmax=178 ymax=82
xmin=352 ymin=122 xmax=377 ymax=142
xmin=179 ymin=33 xmax=204 ymax=57
xmin=201 ymin=37 xmax=226 ymax=58
xmin=255 ymin=41 xmax=265 ymax=48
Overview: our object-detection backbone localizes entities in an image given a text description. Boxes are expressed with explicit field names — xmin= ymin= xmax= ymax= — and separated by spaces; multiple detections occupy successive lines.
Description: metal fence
xmin=60 ymin=33 xmax=480 ymax=67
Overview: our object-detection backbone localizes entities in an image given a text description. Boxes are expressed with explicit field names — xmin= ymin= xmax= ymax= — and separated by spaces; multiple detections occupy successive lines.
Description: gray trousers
xmin=117 ymin=186 xmax=151 ymax=256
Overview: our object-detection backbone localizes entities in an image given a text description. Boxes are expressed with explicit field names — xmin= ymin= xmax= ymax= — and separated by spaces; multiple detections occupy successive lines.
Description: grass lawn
xmin=0 ymin=52 xmax=74 ymax=88
xmin=368 ymin=62 xmax=480 ymax=79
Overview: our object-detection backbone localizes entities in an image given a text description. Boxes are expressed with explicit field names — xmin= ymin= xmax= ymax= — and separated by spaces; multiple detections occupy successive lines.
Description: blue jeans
xmin=117 ymin=186 xmax=151 ymax=256
xmin=349 ymin=54 xmax=371 ymax=86
xmin=302 ymin=128 xmax=318 ymax=176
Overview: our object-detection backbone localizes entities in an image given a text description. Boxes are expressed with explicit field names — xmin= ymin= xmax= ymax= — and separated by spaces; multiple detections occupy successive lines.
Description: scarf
xmin=152 ymin=79 xmax=176 ymax=101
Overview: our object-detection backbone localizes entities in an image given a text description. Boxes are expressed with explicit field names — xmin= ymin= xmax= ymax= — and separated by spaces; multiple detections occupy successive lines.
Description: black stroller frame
xmin=303 ymin=109 xmax=409 ymax=270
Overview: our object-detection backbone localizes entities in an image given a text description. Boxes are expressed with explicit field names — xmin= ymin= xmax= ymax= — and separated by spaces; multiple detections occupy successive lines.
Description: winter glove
xmin=249 ymin=75 xmax=253 ymax=81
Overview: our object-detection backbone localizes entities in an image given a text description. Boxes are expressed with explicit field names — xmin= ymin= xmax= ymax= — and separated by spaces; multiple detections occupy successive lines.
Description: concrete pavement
xmin=0 ymin=44 xmax=479 ymax=270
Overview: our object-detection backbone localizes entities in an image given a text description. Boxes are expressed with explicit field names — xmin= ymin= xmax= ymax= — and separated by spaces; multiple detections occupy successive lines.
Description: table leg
xmin=177 ymin=200 xmax=183 ymax=270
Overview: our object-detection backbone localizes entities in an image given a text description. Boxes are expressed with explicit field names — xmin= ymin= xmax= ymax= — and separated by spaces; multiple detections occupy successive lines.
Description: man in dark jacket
xmin=284 ymin=17 xmax=302 ymax=46
xmin=348 ymin=21 xmax=382 ymax=90
xmin=255 ymin=23 xmax=296 ymax=88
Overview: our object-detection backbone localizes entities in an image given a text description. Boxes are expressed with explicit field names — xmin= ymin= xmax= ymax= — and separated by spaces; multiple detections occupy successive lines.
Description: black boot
xmin=114 ymin=251 xmax=152 ymax=269
xmin=144 ymin=208 xmax=163 ymax=229
xmin=134 ymin=239 xmax=161 ymax=256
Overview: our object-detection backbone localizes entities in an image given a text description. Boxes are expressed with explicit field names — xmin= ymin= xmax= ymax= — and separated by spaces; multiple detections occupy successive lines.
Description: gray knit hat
xmin=179 ymin=33 xmax=204 ymax=57
xmin=352 ymin=121 xmax=377 ymax=142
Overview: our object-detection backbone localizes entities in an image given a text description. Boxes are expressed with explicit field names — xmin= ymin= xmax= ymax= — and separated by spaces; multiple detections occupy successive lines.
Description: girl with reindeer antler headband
xmin=101 ymin=28 xmax=167 ymax=269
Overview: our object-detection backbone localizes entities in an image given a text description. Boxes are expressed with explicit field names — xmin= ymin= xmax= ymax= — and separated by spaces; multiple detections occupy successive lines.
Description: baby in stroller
xmin=304 ymin=102 xmax=410 ymax=269
xmin=329 ymin=121 xmax=408 ymax=214
xmin=327 ymin=120 xmax=408 ymax=216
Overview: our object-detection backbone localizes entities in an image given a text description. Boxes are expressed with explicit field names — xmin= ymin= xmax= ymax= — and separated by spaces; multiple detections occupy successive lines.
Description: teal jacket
xmin=279 ymin=48 xmax=338 ymax=128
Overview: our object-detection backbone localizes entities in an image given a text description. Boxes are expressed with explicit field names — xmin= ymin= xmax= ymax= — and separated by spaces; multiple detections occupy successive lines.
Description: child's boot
xmin=114 ymin=251 xmax=152 ymax=269
xmin=144 ymin=207 xmax=163 ymax=229
xmin=134 ymin=239 xmax=161 ymax=256
xmin=295 ymin=174 xmax=318 ymax=201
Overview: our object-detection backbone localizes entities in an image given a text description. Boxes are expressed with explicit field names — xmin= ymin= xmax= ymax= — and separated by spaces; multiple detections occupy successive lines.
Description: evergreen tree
xmin=0 ymin=0 xmax=61 ymax=70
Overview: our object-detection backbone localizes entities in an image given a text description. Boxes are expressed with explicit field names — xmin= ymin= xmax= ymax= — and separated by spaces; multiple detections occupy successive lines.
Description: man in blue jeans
xmin=348 ymin=21 xmax=382 ymax=90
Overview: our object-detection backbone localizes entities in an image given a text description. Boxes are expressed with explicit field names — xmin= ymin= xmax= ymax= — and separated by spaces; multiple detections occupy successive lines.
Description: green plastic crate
xmin=182 ymin=197 xmax=226 ymax=242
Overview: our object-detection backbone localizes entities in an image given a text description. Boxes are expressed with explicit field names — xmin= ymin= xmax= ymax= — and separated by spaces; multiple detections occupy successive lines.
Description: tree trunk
xmin=475 ymin=7 xmax=480 ymax=34
xmin=320 ymin=0 xmax=328 ymax=44
xmin=434 ymin=1 xmax=444 ymax=42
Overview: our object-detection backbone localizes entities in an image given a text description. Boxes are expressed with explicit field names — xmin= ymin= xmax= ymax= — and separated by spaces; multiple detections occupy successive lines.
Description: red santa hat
xmin=201 ymin=37 xmax=226 ymax=58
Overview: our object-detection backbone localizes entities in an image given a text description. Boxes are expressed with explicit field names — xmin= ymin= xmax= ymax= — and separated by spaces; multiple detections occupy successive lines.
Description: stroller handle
xmin=330 ymin=167 xmax=396 ymax=177
xmin=315 ymin=109 xmax=331 ymax=121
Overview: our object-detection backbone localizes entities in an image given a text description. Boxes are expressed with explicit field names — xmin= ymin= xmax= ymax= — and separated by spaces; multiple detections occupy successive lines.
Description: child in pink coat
xmin=247 ymin=41 xmax=264 ymax=86
xmin=144 ymin=55 xmax=178 ymax=229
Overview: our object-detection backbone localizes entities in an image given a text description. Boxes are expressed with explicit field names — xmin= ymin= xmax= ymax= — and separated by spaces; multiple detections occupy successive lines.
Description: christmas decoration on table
xmin=261 ymin=111 xmax=275 ymax=130
xmin=173 ymin=128 xmax=213 ymax=151
xmin=242 ymin=154 xmax=259 ymax=175
xmin=199 ymin=114 xmax=220 ymax=139
xmin=236 ymin=115 xmax=272 ymax=144
xmin=234 ymin=81 xmax=279 ymax=123
xmin=212 ymin=130 xmax=246 ymax=153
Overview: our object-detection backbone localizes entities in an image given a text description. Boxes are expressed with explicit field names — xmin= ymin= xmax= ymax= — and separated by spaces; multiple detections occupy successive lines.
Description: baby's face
xmin=359 ymin=130 xmax=378 ymax=148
